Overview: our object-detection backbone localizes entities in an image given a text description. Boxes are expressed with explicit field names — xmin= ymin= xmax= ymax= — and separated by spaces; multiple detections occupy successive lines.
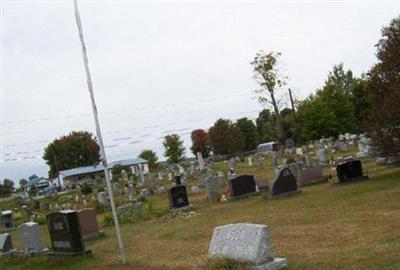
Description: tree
xmin=163 ymin=134 xmax=185 ymax=164
xmin=0 ymin=179 xmax=14 ymax=197
xmin=251 ymin=51 xmax=287 ymax=144
xmin=236 ymin=118 xmax=259 ymax=151
xmin=366 ymin=16 xmax=400 ymax=157
xmin=190 ymin=129 xmax=210 ymax=157
xmin=256 ymin=109 xmax=277 ymax=142
xmin=139 ymin=149 xmax=158 ymax=170
xmin=28 ymin=174 xmax=38 ymax=180
xmin=19 ymin=178 xmax=28 ymax=188
xmin=351 ymin=78 xmax=371 ymax=132
xmin=208 ymin=119 xmax=245 ymax=155
xmin=43 ymin=131 xmax=101 ymax=178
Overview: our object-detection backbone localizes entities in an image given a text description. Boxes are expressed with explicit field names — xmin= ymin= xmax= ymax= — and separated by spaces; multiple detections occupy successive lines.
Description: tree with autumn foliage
xmin=190 ymin=129 xmax=210 ymax=157
xmin=43 ymin=131 xmax=100 ymax=178
xmin=366 ymin=15 xmax=400 ymax=157
xmin=208 ymin=119 xmax=245 ymax=156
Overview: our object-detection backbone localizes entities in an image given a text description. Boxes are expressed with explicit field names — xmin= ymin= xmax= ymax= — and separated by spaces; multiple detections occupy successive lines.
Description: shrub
xmin=81 ymin=184 xmax=93 ymax=195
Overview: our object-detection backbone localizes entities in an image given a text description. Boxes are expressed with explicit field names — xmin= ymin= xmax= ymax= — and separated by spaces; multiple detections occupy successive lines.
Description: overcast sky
xmin=1 ymin=1 xmax=399 ymax=183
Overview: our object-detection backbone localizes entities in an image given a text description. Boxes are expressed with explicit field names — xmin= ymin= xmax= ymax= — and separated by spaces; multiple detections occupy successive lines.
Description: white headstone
xmin=18 ymin=222 xmax=46 ymax=253
xmin=208 ymin=223 xmax=287 ymax=269
xmin=248 ymin=156 xmax=253 ymax=167
xmin=197 ymin=152 xmax=205 ymax=170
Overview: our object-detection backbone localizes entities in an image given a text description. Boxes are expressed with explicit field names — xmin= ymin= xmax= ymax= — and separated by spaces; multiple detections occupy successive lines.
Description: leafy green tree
xmin=256 ymin=109 xmax=277 ymax=142
xmin=208 ymin=119 xmax=245 ymax=155
xmin=351 ymin=78 xmax=371 ymax=132
xmin=297 ymin=94 xmax=338 ymax=141
xmin=190 ymin=129 xmax=210 ymax=157
xmin=81 ymin=183 xmax=93 ymax=195
xmin=366 ymin=16 xmax=400 ymax=157
xmin=0 ymin=179 xmax=14 ymax=197
xmin=251 ymin=51 xmax=287 ymax=144
xmin=19 ymin=178 xmax=28 ymax=188
xmin=28 ymin=174 xmax=38 ymax=180
xmin=139 ymin=149 xmax=158 ymax=170
xmin=43 ymin=131 xmax=100 ymax=178
xmin=236 ymin=118 xmax=259 ymax=151
xmin=163 ymin=134 xmax=185 ymax=164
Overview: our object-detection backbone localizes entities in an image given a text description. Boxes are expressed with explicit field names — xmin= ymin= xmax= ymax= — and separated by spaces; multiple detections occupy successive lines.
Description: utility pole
xmin=73 ymin=0 xmax=127 ymax=263
xmin=288 ymin=88 xmax=297 ymax=123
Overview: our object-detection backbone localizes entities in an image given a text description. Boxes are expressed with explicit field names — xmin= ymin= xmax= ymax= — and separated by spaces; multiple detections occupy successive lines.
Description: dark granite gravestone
xmin=77 ymin=208 xmax=100 ymax=240
xmin=229 ymin=175 xmax=257 ymax=197
xmin=0 ymin=210 xmax=14 ymax=230
xmin=0 ymin=233 xmax=13 ymax=254
xmin=47 ymin=210 xmax=91 ymax=256
xmin=336 ymin=159 xmax=367 ymax=182
xmin=167 ymin=185 xmax=189 ymax=209
xmin=174 ymin=175 xmax=182 ymax=185
xmin=270 ymin=168 xmax=298 ymax=197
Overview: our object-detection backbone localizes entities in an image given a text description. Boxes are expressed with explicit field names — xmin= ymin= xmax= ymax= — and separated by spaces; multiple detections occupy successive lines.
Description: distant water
xmin=1 ymin=91 xmax=262 ymax=182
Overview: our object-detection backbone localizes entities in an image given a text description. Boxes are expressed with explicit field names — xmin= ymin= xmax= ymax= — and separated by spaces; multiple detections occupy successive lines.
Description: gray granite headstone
xmin=0 ymin=233 xmax=13 ymax=254
xmin=205 ymin=176 xmax=225 ymax=201
xmin=18 ymin=222 xmax=46 ymax=252
xmin=97 ymin=192 xmax=109 ymax=206
xmin=208 ymin=223 xmax=287 ymax=269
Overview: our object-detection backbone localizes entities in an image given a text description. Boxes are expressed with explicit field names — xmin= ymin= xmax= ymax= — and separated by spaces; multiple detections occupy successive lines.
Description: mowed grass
xmin=2 ymin=161 xmax=400 ymax=270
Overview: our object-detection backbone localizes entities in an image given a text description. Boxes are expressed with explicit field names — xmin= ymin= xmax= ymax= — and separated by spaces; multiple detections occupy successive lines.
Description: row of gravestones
xmin=0 ymin=208 xmax=101 ymax=256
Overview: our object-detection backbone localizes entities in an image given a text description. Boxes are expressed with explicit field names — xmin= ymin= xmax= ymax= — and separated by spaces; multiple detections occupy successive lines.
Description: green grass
xmin=1 ymin=157 xmax=400 ymax=270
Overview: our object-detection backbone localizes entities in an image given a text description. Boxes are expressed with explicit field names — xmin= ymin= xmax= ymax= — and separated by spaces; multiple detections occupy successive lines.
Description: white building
xmin=57 ymin=158 xmax=149 ymax=188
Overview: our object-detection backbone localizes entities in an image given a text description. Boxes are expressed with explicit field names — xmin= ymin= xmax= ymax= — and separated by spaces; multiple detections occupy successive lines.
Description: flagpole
xmin=73 ymin=0 xmax=127 ymax=264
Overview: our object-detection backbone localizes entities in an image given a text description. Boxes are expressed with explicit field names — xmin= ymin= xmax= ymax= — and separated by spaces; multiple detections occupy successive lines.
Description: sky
xmin=1 ymin=1 xmax=399 ymax=184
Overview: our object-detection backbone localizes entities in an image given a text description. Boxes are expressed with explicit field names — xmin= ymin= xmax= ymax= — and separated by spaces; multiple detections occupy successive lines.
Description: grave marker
xmin=167 ymin=185 xmax=189 ymax=209
xmin=270 ymin=168 xmax=298 ymax=197
xmin=208 ymin=223 xmax=287 ymax=269
xmin=228 ymin=175 xmax=257 ymax=198
xmin=18 ymin=222 xmax=46 ymax=253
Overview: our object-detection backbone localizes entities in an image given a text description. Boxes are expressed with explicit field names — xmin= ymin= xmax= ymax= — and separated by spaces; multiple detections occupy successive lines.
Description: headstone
xmin=248 ymin=156 xmax=253 ymax=167
xmin=158 ymin=186 xmax=165 ymax=194
xmin=296 ymin=147 xmax=303 ymax=156
xmin=208 ymin=223 xmax=287 ymax=269
xmin=117 ymin=203 xmax=144 ymax=216
xmin=205 ymin=176 xmax=225 ymax=201
xmin=191 ymin=186 xmax=201 ymax=194
xmin=270 ymin=168 xmax=298 ymax=197
xmin=97 ymin=192 xmax=109 ymax=206
xmin=297 ymin=166 xmax=326 ymax=187
xmin=284 ymin=162 xmax=303 ymax=178
xmin=316 ymin=148 xmax=328 ymax=165
xmin=174 ymin=175 xmax=182 ymax=185
xmin=0 ymin=233 xmax=13 ymax=254
xmin=18 ymin=222 xmax=46 ymax=253
xmin=336 ymin=159 xmax=366 ymax=182
xmin=228 ymin=158 xmax=236 ymax=174
xmin=197 ymin=152 xmax=205 ymax=170
xmin=0 ymin=210 xmax=14 ymax=230
xmin=47 ymin=210 xmax=90 ymax=255
xmin=167 ymin=185 xmax=189 ymax=209
xmin=139 ymin=166 xmax=145 ymax=184
xmin=77 ymin=208 xmax=100 ymax=240
xmin=228 ymin=175 xmax=257 ymax=197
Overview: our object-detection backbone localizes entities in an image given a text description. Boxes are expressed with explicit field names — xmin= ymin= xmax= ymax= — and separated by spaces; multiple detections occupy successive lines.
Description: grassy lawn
xmin=1 ymin=158 xmax=400 ymax=270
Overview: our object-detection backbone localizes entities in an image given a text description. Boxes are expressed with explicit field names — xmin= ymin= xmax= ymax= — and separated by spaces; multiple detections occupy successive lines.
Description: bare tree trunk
xmin=269 ymin=90 xmax=284 ymax=144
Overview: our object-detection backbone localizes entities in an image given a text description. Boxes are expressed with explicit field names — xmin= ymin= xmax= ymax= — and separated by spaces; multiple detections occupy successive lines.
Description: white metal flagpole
xmin=73 ymin=0 xmax=127 ymax=264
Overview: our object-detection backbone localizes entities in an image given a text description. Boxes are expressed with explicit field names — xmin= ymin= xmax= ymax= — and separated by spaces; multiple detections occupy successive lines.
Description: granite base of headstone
xmin=18 ymin=222 xmax=47 ymax=253
xmin=78 ymin=208 xmax=102 ymax=240
xmin=270 ymin=168 xmax=299 ymax=197
xmin=208 ymin=223 xmax=287 ymax=270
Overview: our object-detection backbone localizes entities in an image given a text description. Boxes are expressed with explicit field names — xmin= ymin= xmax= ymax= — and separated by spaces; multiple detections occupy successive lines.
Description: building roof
xmin=58 ymin=158 xmax=148 ymax=178
xmin=26 ymin=177 xmax=48 ymax=188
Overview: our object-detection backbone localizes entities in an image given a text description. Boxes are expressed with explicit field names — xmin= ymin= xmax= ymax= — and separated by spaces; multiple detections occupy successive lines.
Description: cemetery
xmin=0 ymin=143 xmax=399 ymax=269
xmin=2 ymin=3 xmax=400 ymax=270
